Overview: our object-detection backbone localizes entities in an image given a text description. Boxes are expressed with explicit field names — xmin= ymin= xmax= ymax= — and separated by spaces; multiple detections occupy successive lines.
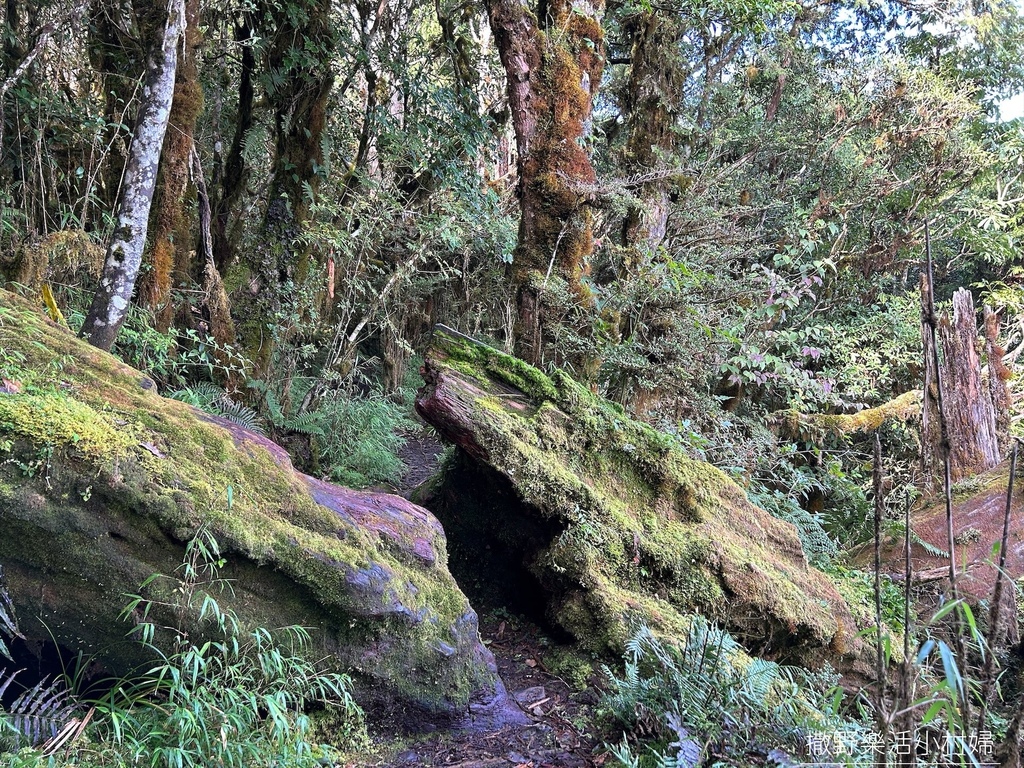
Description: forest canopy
xmin=1 ymin=0 xmax=1023 ymax=520
xmin=0 ymin=0 xmax=1021 ymax=521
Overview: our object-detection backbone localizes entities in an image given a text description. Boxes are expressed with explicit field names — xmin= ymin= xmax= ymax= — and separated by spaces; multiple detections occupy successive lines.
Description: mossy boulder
xmin=415 ymin=325 xmax=857 ymax=663
xmin=0 ymin=291 xmax=513 ymax=726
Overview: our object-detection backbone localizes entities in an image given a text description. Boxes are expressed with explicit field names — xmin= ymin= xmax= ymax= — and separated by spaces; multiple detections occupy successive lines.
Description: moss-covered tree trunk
xmin=211 ymin=13 xmax=255 ymax=275
xmin=620 ymin=11 xmax=683 ymax=252
xmin=140 ymin=0 xmax=203 ymax=330
xmin=238 ymin=0 xmax=334 ymax=373
xmin=486 ymin=0 xmax=605 ymax=365
xmin=80 ymin=0 xmax=185 ymax=352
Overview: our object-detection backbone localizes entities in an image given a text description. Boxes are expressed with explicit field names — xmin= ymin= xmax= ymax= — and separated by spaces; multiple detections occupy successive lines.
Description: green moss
xmin=433 ymin=326 xmax=559 ymax=401
xmin=0 ymin=390 xmax=135 ymax=461
xmin=0 ymin=291 xmax=496 ymax=713
xmin=424 ymin=326 xmax=855 ymax=660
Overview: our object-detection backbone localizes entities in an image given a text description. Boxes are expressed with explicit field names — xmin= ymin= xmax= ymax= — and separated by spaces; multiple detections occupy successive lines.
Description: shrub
xmin=601 ymin=619 xmax=857 ymax=767
xmin=313 ymin=390 xmax=414 ymax=488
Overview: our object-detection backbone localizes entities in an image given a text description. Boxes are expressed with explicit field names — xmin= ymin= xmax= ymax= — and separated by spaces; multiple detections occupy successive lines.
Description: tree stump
xmin=921 ymin=285 xmax=1010 ymax=487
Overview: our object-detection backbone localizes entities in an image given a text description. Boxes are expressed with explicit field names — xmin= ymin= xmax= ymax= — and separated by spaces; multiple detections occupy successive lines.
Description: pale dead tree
xmin=80 ymin=0 xmax=186 ymax=351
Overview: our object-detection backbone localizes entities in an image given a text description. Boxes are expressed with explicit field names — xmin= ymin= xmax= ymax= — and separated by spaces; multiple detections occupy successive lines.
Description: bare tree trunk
xmin=80 ymin=0 xmax=185 ymax=351
xmin=940 ymin=289 xmax=1002 ymax=481
xmin=486 ymin=0 xmax=605 ymax=365
xmin=921 ymin=284 xmax=1007 ymax=487
xmin=985 ymin=306 xmax=1012 ymax=453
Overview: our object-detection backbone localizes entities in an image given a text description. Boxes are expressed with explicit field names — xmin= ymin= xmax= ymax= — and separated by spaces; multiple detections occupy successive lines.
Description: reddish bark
xmin=921 ymin=285 xmax=1007 ymax=486
xmin=486 ymin=0 xmax=605 ymax=364
xmin=141 ymin=0 xmax=203 ymax=329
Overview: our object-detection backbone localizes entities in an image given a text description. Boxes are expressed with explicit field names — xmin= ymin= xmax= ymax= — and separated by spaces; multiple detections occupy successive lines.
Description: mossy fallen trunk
xmin=0 ymin=291 xmax=513 ymax=727
xmin=416 ymin=326 xmax=858 ymax=664
xmin=776 ymin=390 xmax=921 ymax=441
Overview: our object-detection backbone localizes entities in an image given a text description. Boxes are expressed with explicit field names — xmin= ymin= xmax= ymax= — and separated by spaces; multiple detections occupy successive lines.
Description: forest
xmin=1 ymin=0 xmax=1024 ymax=763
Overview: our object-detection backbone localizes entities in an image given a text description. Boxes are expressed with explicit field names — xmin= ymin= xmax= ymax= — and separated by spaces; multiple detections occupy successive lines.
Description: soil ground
xmin=366 ymin=430 xmax=607 ymax=768
xmin=365 ymin=613 xmax=606 ymax=768
xmin=874 ymin=463 xmax=1024 ymax=613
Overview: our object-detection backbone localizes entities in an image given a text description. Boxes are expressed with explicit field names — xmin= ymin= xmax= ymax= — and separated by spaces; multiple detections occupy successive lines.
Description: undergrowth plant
xmin=1 ymin=524 xmax=367 ymax=767
xmin=170 ymin=378 xmax=414 ymax=488
xmin=601 ymin=619 xmax=857 ymax=767
xmin=311 ymin=389 xmax=413 ymax=487
xmin=0 ymin=566 xmax=77 ymax=754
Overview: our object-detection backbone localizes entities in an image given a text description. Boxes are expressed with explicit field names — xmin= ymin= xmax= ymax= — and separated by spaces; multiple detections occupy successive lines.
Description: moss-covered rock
xmin=415 ymin=325 xmax=858 ymax=664
xmin=0 ymin=291 xmax=513 ymax=726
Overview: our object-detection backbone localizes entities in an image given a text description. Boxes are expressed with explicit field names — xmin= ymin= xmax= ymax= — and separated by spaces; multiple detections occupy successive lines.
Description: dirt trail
xmin=367 ymin=614 xmax=604 ymax=768
xmin=878 ymin=463 xmax=1024 ymax=603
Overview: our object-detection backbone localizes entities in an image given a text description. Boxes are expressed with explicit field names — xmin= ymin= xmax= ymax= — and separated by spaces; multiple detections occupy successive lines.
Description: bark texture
xmin=621 ymin=11 xmax=684 ymax=251
xmin=80 ymin=0 xmax=185 ymax=351
xmin=921 ymin=286 xmax=1009 ymax=486
xmin=486 ymin=0 xmax=605 ymax=364
xmin=140 ymin=0 xmax=203 ymax=329
xmin=211 ymin=14 xmax=255 ymax=274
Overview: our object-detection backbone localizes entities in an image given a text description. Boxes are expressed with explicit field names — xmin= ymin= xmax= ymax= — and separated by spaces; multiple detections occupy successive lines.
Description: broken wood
xmin=922 ymin=285 xmax=1009 ymax=487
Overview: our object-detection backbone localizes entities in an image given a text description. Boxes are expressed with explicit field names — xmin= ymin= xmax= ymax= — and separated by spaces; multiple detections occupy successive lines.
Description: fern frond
xmin=212 ymin=398 xmax=267 ymax=436
xmin=910 ymin=528 xmax=947 ymax=558
xmin=281 ymin=412 xmax=325 ymax=437
xmin=0 ymin=564 xmax=22 ymax=661
xmin=168 ymin=382 xmax=225 ymax=408
xmin=1 ymin=672 xmax=76 ymax=746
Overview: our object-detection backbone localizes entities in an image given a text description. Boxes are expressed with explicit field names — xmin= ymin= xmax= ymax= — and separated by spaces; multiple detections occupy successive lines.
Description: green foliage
xmin=747 ymin=482 xmax=837 ymax=567
xmin=245 ymin=377 xmax=414 ymax=488
xmin=168 ymin=384 xmax=268 ymax=436
xmin=823 ymin=294 xmax=923 ymax=409
xmin=601 ymin=620 xmax=855 ymax=766
xmin=58 ymin=293 xmax=251 ymax=391
xmin=824 ymin=563 xmax=908 ymax=638
xmin=0 ymin=565 xmax=19 ymax=662
xmin=312 ymin=390 xmax=413 ymax=488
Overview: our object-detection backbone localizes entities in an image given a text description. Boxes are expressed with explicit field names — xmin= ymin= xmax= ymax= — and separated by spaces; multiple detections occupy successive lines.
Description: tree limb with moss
xmin=775 ymin=390 xmax=922 ymax=441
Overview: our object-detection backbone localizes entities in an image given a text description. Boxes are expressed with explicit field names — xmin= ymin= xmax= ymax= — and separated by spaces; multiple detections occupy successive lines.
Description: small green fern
xmin=747 ymin=487 xmax=838 ymax=566
xmin=169 ymin=385 xmax=267 ymax=436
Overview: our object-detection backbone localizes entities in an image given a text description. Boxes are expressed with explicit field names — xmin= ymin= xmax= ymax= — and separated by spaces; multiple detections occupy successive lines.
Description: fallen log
xmin=775 ymin=390 xmax=921 ymax=441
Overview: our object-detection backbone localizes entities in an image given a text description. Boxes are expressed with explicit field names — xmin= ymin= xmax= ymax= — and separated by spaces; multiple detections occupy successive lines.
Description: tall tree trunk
xmin=141 ymin=0 xmax=203 ymax=329
xmin=984 ymin=306 xmax=1012 ymax=454
xmin=211 ymin=13 xmax=255 ymax=274
xmin=80 ymin=0 xmax=185 ymax=351
xmin=486 ymin=0 xmax=605 ymax=365
xmin=262 ymin=0 xmax=334 ymax=286
xmin=236 ymin=0 xmax=334 ymax=374
xmin=621 ymin=10 xmax=683 ymax=252
xmin=86 ymin=0 xmax=145 ymax=215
